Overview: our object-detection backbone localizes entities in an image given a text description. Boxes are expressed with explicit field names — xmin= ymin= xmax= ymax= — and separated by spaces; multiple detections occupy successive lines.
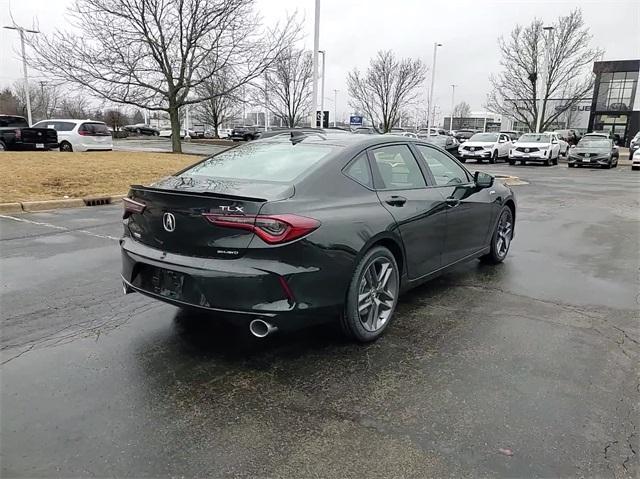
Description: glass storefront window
xmin=595 ymin=70 xmax=638 ymax=111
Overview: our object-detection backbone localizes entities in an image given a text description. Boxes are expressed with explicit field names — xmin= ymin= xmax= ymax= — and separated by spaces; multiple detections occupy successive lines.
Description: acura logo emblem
xmin=163 ymin=212 xmax=176 ymax=232
xmin=524 ymin=148 xmax=529 ymax=153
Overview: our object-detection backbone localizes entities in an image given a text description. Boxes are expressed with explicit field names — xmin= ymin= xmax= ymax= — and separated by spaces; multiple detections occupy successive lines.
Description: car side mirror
xmin=474 ymin=171 xmax=494 ymax=188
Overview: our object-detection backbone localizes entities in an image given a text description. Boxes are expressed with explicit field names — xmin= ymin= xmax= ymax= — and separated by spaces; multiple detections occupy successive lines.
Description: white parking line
xmin=0 ymin=214 xmax=119 ymax=241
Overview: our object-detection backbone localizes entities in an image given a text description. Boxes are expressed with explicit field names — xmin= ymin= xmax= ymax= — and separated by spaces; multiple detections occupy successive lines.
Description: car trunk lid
xmin=126 ymin=175 xmax=294 ymax=258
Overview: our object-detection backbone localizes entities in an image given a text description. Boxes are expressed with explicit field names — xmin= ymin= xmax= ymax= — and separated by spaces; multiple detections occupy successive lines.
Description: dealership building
xmin=483 ymin=59 xmax=640 ymax=145
xmin=588 ymin=59 xmax=639 ymax=146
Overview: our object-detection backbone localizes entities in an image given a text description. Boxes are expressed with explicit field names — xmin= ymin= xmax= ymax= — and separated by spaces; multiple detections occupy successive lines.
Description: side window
xmin=370 ymin=144 xmax=426 ymax=190
xmin=57 ymin=122 xmax=76 ymax=131
xmin=344 ymin=152 xmax=373 ymax=188
xmin=416 ymin=145 xmax=470 ymax=187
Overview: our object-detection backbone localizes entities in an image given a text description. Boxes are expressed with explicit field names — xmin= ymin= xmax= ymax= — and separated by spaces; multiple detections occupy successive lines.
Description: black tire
xmin=459 ymin=158 xmax=466 ymax=163
xmin=136 ymin=128 xmax=142 ymax=135
xmin=59 ymin=141 xmax=73 ymax=152
xmin=568 ymin=163 xmax=575 ymax=168
xmin=0 ymin=140 xmax=6 ymax=151
xmin=604 ymin=162 xmax=611 ymax=169
xmin=489 ymin=151 xmax=497 ymax=164
xmin=520 ymin=160 xmax=526 ymax=166
xmin=340 ymin=246 xmax=400 ymax=342
xmin=508 ymin=159 xmax=515 ymax=166
xmin=544 ymin=157 xmax=551 ymax=166
xmin=632 ymin=166 xmax=640 ymax=171
xmin=243 ymin=134 xmax=251 ymax=141
xmin=481 ymin=206 xmax=514 ymax=264
xmin=153 ymin=131 xmax=159 ymax=136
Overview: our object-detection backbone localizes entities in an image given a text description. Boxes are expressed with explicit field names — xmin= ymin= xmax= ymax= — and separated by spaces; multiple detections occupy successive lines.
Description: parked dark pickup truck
xmin=0 ymin=115 xmax=59 ymax=151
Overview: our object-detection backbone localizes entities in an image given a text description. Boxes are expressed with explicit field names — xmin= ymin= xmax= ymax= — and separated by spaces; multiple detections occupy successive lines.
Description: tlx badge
xmin=220 ymin=205 xmax=244 ymax=213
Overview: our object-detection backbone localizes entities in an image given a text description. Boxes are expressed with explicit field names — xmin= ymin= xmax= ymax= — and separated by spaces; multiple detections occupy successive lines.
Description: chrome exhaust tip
xmin=122 ymin=281 xmax=133 ymax=295
xmin=249 ymin=319 xmax=278 ymax=338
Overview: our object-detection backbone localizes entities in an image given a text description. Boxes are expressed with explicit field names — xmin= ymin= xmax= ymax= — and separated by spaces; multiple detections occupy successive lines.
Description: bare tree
xmin=0 ymin=88 xmax=20 ymax=115
xmin=194 ymin=67 xmax=242 ymax=137
xmin=347 ymin=51 xmax=427 ymax=133
xmin=58 ymin=96 xmax=91 ymax=119
xmin=261 ymin=47 xmax=313 ymax=127
xmin=28 ymin=0 xmax=300 ymax=152
xmin=104 ymin=108 xmax=131 ymax=131
xmin=486 ymin=9 xmax=602 ymax=132
xmin=453 ymin=101 xmax=471 ymax=118
xmin=13 ymin=81 xmax=61 ymax=122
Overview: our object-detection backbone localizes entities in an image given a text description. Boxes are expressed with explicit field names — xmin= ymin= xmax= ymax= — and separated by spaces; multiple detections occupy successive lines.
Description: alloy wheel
xmin=357 ymin=258 xmax=397 ymax=332
xmin=495 ymin=210 xmax=513 ymax=259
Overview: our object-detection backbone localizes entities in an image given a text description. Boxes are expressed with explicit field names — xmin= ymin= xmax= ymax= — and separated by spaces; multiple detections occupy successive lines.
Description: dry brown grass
xmin=0 ymin=151 xmax=202 ymax=202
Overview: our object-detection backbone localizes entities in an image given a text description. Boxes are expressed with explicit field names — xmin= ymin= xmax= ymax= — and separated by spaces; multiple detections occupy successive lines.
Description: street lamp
xmin=333 ymin=89 xmax=339 ymax=127
xmin=536 ymin=25 xmax=554 ymax=133
xmin=311 ymin=0 xmax=320 ymax=127
xmin=449 ymin=84 xmax=457 ymax=131
xmin=3 ymin=24 xmax=40 ymax=125
xmin=318 ymin=50 xmax=326 ymax=129
xmin=426 ymin=42 xmax=442 ymax=137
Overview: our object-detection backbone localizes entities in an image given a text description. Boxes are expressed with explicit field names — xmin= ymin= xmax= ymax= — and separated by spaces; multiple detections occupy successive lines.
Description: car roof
xmin=33 ymin=119 xmax=105 ymax=123
xmin=256 ymin=132 xmax=432 ymax=149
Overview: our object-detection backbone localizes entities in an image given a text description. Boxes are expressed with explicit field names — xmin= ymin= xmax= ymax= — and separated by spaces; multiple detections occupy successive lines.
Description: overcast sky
xmin=1 ymin=0 xmax=639 ymax=121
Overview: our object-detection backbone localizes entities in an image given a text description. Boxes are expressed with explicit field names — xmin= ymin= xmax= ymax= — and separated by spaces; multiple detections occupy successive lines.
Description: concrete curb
xmin=0 ymin=202 xmax=24 ymax=214
xmin=1 ymin=194 xmax=126 ymax=214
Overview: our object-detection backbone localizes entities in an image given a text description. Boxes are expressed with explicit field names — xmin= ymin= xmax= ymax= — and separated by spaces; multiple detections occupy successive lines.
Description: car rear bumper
xmin=120 ymin=236 xmax=347 ymax=328
xmin=11 ymin=142 xmax=59 ymax=151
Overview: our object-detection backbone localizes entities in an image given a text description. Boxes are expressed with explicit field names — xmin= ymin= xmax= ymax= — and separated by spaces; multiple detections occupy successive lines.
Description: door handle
xmin=384 ymin=195 xmax=407 ymax=207
xmin=445 ymin=198 xmax=460 ymax=208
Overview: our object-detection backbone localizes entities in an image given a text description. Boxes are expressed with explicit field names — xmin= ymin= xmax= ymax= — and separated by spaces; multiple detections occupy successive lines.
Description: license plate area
xmin=36 ymin=143 xmax=44 ymax=149
xmin=151 ymin=268 xmax=185 ymax=299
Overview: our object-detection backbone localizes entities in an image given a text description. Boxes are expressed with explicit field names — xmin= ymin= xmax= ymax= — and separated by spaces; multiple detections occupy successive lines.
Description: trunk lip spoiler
xmin=129 ymin=184 xmax=271 ymax=203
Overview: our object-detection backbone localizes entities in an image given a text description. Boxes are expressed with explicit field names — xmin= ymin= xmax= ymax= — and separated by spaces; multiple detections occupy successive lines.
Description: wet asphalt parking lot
xmin=1 ymin=162 xmax=639 ymax=478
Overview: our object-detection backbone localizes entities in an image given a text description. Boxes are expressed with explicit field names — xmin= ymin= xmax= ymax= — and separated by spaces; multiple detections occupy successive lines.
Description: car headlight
xmin=538 ymin=145 xmax=549 ymax=150
xmin=483 ymin=145 xmax=493 ymax=149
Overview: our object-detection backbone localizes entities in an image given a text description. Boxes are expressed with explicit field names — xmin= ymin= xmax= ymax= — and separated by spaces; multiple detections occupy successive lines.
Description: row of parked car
xmin=0 ymin=115 xmax=114 ymax=152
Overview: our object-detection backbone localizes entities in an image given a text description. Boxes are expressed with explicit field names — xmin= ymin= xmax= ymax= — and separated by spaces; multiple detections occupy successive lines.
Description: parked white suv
xmin=508 ymin=132 xmax=560 ymax=166
xmin=32 ymin=119 xmax=113 ymax=152
xmin=632 ymin=147 xmax=640 ymax=171
xmin=457 ymin=132 xmax=512 ymax=163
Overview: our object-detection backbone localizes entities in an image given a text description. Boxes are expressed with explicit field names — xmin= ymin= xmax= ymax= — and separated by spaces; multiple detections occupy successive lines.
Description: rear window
xmin=79 ymin=122 xmax=110 ymax=136
xmin=183 ymin=141 xmax=336 ymax=182
xmin=470 ymin=133 xmax=498 ymax=142
xmin=0 ymin=116 xmax=28 ymax=128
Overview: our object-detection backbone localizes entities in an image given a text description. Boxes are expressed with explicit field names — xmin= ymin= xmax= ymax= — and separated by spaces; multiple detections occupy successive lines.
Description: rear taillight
xmin=14 ymin=129 xmax=21 ymax=140
xmin=78 ymin=129 xmax=88 ymax=136
xmin=202 ymin=214 xmax=320 ymax=245
xmin=122 ymin=197 xmax=146 ymax=218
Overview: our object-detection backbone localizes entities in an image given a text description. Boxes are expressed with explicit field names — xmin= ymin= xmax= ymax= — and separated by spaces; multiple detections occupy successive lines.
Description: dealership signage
xmin=349 ymin=115 xmax=363 ymax=126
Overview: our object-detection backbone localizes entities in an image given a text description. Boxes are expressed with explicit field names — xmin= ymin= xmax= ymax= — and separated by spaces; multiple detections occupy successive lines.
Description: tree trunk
xmin=212 ymin=110 xmax=220 ymax=139
xmin=168 ymin=106 xmax=182 ymax=153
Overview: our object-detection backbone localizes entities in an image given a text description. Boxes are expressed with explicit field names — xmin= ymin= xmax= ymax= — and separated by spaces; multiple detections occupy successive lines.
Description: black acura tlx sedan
xmin=121 ymin=133 xmax=516 ymax=342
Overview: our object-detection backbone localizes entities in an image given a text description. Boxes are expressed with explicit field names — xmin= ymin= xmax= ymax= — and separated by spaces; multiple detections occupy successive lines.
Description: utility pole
xmin=318 ymin=50 xmax=326 ymax=129
xmin=264 ymin=70 xmax=270 ymax=131
xmin=333 ymin=89 xmax=338 ymax=127
xmin=311 ymin=0 xmax=320 ymax=127
xmin=426 ymin=42 xmax=442 ymax=137
xmin=536 ymin=25 xmax=554 ymax=133
xmin=3 ymin=24 xmax=40 ymax=125
xmin=449 ymin=84 xmax=456 ymax=131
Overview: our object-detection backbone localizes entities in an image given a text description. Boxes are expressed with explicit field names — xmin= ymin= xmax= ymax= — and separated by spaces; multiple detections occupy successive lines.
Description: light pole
xmin=449 ymin=84 xmax=457 ymax=132
xmin=333 ymin=89 xmax=338 ymax=127
xmin=426 ymin=42 xmax=442 ymax=137
xmin=311 ymin=0 xmax=320 ymax=127
xmin=3 ymin=24 xmax=40 ymax=125
xmin=318 ymin=50 xmax=326 ymax=129
xmin=264 ymin=69 xmax=270 ymax=131
xmin=536 ymin=25 xmax=554 ymax=133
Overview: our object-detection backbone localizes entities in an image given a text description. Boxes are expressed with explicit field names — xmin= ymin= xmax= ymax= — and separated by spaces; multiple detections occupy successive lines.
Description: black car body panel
xmin=121 ymin=135 xmax=515 ymax=332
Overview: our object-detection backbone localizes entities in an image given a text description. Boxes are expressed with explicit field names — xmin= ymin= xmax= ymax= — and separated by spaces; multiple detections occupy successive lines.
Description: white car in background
xmin=509 ymin=132 xmax=561 ymax=166
xmin=457 ymin=132 xmax=512 ymax=163
xmin=32 ymin=119 xmax=113 ymax=152
xmin=632 ymin=147 xmax=640 ymax=171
